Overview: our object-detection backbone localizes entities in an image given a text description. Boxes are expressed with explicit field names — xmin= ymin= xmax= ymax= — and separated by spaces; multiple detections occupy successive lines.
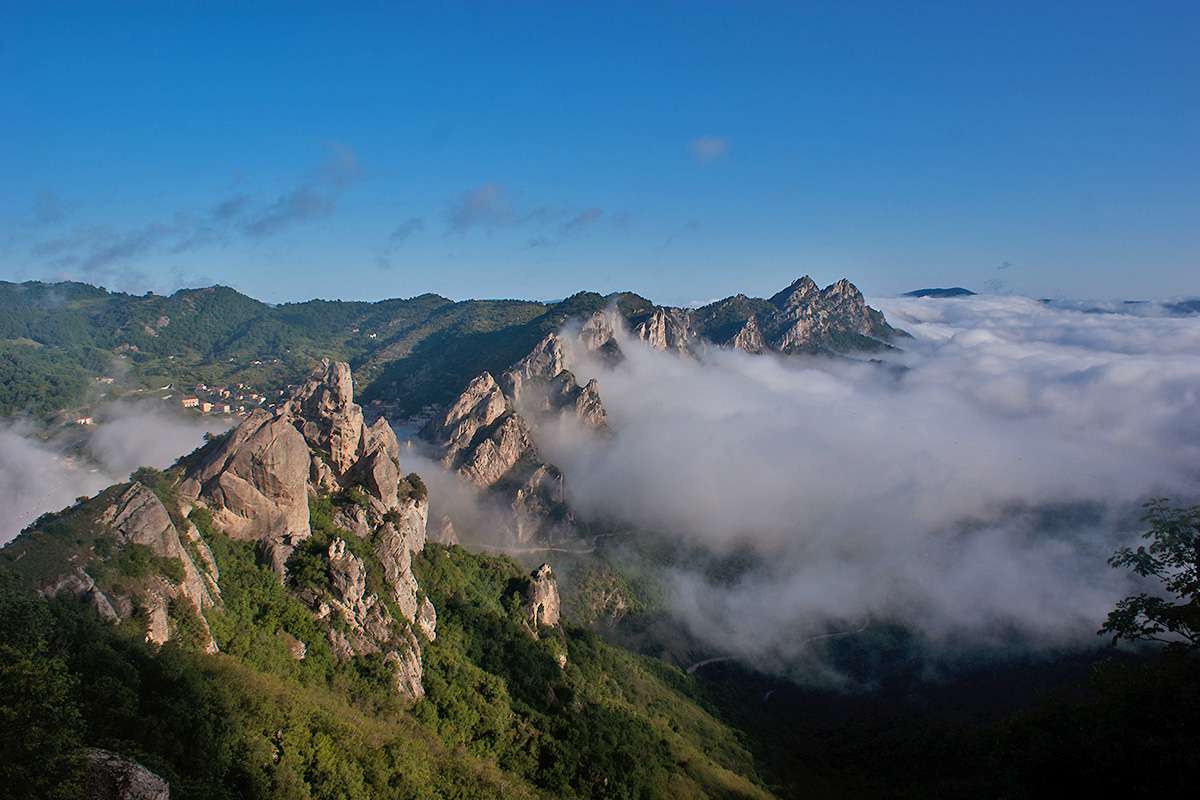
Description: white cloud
xmin=1 ymin=401 xmax=230 ymax=544
xmin=535 ymin=295 xmax=1200 ymax=673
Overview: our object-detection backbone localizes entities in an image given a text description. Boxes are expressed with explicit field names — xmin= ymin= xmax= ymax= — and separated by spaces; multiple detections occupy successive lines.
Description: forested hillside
xmin=0 ymin=504 xmax=771 ymax=800
xmin=0 ymin=281 xmax=647 ymax=419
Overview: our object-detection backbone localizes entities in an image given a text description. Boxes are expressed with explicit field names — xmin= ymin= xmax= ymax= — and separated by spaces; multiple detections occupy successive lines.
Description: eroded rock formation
xmin=12 ymin=358 xmax=436 ymax=703
xmin=422 ymin=331 xmax=608 ymax=543
xmin=582 ymin=276 xmax=903 ymax=358
xmin=522 ymin=563 xmax=561 ymax=631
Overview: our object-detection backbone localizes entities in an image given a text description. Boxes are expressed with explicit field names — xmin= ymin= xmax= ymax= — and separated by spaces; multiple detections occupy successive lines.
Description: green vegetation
xmin=0 ymin=280 xmax=661 ymax=420
xmin=1102 ymin=498 xmax=1200 ymax=650
xmin=0 ymin=496 xmax=772 ymax=800
xmin=412 ymin=544 xmax=771 ymax=799
xmin=0 ymin=573 xmax=537 ymax=800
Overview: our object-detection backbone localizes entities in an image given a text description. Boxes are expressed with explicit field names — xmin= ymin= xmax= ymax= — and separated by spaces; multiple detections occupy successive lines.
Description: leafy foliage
xmin=1102 ymin=498 xmax=1200 ymax=650
xmin=0 ymin=279 xmax=661 ymax=420
xmin=413 ymin=544 xmax=771 ymax=799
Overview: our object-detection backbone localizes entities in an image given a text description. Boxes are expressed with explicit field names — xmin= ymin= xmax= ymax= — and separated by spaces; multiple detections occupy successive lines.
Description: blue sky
xmin=1 ymin=1 xmax=1197 ymax=304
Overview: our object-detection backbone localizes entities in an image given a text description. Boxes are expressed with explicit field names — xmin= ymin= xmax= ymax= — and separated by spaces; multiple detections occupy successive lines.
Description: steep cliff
xmin=3 ymin=359 xmax=435 ymax=702
xmin=583 ymin=275 xmax=905 ymax=358
xmin=421 ymin=331 xmax=608 ymax=543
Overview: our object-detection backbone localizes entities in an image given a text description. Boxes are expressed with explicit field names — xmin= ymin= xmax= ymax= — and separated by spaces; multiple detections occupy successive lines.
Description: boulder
xmin=86 ymin=748 xmax=170 ymax=800
xmin=180 ymin=411 xmax=311 ymax=543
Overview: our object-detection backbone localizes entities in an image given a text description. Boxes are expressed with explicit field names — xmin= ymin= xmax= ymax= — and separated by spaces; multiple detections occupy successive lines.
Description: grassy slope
xmin=0 ymin=474 xmax=772 ymax=800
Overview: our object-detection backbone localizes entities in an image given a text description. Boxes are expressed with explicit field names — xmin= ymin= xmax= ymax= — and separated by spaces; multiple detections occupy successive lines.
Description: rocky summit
xmin=4 ymin=358 xmax=435 ymax=702
xmin=421 ymin=275 xmax=897 ymax=545
xmin=587 ymin=275 xmax=905 ymax=358
xmin=421 ymin=329 xmax=610 ymax=543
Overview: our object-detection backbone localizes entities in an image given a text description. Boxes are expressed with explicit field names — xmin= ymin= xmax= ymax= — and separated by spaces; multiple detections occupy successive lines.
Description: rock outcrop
xmin=632 ymin=307 xmax=692 ymax=353
xmin=187 ymin=358 xmax=433 ymax=700
xmin=7 ymin=358 xmax=436 ymax=703
xmin=582 ymin=276 xmax=903 ymax=358
xmin=28 ymin=482 xmax=222 ymax=653
xmin=422 ymin=331 xmax=608 ymax=543
xmin=522 ymin=563 xmax=561 ymax=631
xmin=178 ymin=410 xmax=311 ymax=546
xmin=86 ymin=748 xmax=171 ymax=800
xmin=763 ymin=277 xmax=900 ymax=353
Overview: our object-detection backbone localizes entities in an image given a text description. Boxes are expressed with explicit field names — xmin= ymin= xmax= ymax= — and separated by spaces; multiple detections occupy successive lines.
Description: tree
xmin=1101 ymin=499 xmax=1200 ymax=651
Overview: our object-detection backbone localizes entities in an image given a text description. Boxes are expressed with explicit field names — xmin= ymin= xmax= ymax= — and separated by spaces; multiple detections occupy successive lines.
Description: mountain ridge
xmin=1 ymin=276 xmax=902 ymax=421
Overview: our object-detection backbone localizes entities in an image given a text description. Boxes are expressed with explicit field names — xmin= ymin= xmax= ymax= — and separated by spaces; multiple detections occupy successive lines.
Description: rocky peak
xmin=180 ymin=409 xmax=311 ymax=544
xmin=633 ymin=307 xmax=692 ymax=352
xmin=423 ymin=325 xmax=611 ymax=542
xmin=756 ymin=276 xmax=901 ymax=353
xmin=727 ymin=314 xmax=765 ymax=353
xmin=286 ymin=358 xmax=366 ymax=474
xmin=24 ymin=482 xmax=222 ymax=653
xmin=9 ymin=358 xmax=436 ymax=703
xmin=578 ymin=309 xmax=621 ymax=356
xmin=769 ymin=275 xmax=821 ymax=310
xmin=501 ymin=333 xmax=566 ymax=402
xmin=423 ymin=372 xmax=508 ymax=468
xmin=179 ymin=359 xmax=433 ymax=699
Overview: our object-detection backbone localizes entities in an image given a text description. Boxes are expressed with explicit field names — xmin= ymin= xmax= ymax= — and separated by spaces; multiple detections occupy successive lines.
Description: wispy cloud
xmin=376 ymin=216 xmax=426 ymax=270
xmin=560 ymin=207 xmax=603 ymax=234
xmin=389 ymin=216 xmax=425 ymax=245
xmin=242 ymin=145 xmax=359 ymax=238
xmin=447 ymin=183 xmax=607 ymax=250
xmin=688 ymin=136 xmax=729 ymax=163
xmin=31 ymin=191 xmax=68 ymax=226
xmin=23 ymin=145 xmax=361 ymax=288
xmin=447 ymin=182 xmax=515 ymax=233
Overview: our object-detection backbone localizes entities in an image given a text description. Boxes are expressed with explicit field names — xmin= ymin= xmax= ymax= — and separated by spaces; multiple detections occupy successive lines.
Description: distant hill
xmin=1164 ymin=299 xmax=1200 ymax=315
xmin=0 ymin=277 xmax=904 ymax=420
xmin=903 ymin=287 xmax=976 ymax=298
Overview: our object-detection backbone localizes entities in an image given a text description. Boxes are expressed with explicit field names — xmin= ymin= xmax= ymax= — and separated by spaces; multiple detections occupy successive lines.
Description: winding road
xmin=684 ymin=621 xmax=871 ymax=675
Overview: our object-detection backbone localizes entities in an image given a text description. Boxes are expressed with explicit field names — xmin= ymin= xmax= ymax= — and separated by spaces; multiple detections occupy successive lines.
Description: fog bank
xmin=539 ymin=295 xmax=1200 ymax=667
xmin=1 ymin=401 xmax=230 ymax=543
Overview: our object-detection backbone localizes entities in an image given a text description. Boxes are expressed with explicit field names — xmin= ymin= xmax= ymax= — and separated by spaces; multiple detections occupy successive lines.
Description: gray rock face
xmin=416 ymin=596 xmax=437 ymax=641
xmin=582 ymin=276 xmax=902 ymax=358
xmin=86 ymin=748 xmax=170 ymax=800
xmin=726 ymin=314 xmax=765 ymax=353
xmin=373 ymin=500 xmax=427 ymax=624
xmin=13 ymin=358 xmax=436 ymax=702
xmin=102 ymin=482 xmax=175 ymax=551
xmin=578 ymin=309 xmax=623 ymax=361
xmin=180 ymin=410 xmax=311 ymax=544
xmin=523 ymin=563 xmax=561 ymax=631
xmin=501 ymin=333 xmax=567 ymax=403
xmin=176 ymin=359 xmax=434 ymax=700
xmin=318 ymin=535 xmax=426 ymax=701
xmin=423 ymin=330 xmax=612 ymax=543
xmin=764 ymin=277 xmax=898 ymax=353
xmin=286 ymin=359 xmax=365 ymax=474
xmin=102 ymin=484 xmax=218 ymax=614
xmin=40 ymin=569 xmax=119 ymax=623
xmin=35 ymin=484 xmax=221 ymax=652
xmin=457 ymin=412 xmax=537 ymax=488
xmin=633 ymin=307 xmax=692 ymax=352
xmin=502 ymin=333 xmax=609 ymax=431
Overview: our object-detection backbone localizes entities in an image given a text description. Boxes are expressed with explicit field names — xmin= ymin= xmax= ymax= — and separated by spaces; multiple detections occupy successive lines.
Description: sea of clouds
xmin=5 ymin=292 xmax=1199 ymax=678
xmin=532 ymin=295 xmax=1200 ymax=671
xmin=0 ymin=400 xmax=229 ymax=543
